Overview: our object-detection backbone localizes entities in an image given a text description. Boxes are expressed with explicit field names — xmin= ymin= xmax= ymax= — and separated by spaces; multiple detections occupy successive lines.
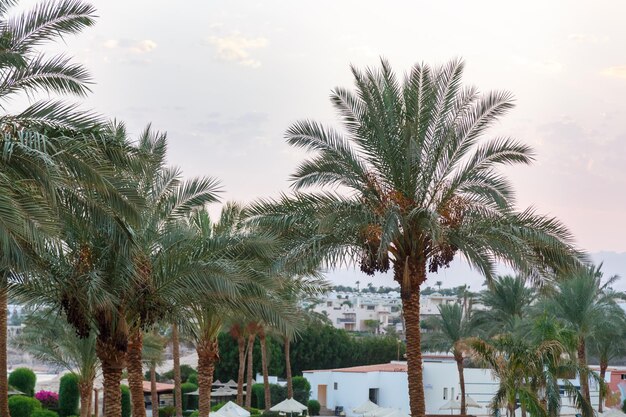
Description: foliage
xmin=307 ymin=400 xmax=320 ymax=416
xmin=159 ymin=406 xmax=177 ymax=417
xmin=292 ymin=376 xmax=311 ymax=404
xmin=57 ymin=374 xmax=79 ymax=417
xmin=187 ymin=373 xmax=198 ymax=385
xmin=621 ymin=399 xmax=626 ymax=414
xmin=8 ymin=396 xmax=42 ymax=417
xmin=9 ymin=368 xmax=37 ymax=397
xmin=180 ymin=382 xmax=198 ymax=410
xmin=211 ymin=402 xmax=226 ymax=411
xmin=31 ymin=410 xmax=59 ymax=417
xmin=189 ymin=412 xmax=198 ymax=417
xmin=252 ymin=383 xmax=287 ymax=410
xmin=34 ymin=391 xmax=59 ymax=410
xmin=120 ymin=385 xmax=131 ymax=417
xmin=214 ymin=331 xmax=284 ymax=382
xmin=162 ymin=365 xmax=196 ymax=383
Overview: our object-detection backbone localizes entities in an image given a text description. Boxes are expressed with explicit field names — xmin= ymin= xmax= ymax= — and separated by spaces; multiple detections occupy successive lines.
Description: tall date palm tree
xmin=249 ymin=58 xmax=581 ymax=417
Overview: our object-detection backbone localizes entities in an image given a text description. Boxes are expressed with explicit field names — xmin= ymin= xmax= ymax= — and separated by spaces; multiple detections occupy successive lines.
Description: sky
xmin=13 ymin=0 xmax=626 ymax=288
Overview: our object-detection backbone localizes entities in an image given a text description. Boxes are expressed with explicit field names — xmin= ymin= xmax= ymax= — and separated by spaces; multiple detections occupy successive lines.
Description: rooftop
xmin=304 ymin=362 xmax=407 ymax=373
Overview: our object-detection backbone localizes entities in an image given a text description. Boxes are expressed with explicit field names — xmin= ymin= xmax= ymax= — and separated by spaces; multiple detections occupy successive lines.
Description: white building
xmin=304 ymin=359 xmax=602 ymax=416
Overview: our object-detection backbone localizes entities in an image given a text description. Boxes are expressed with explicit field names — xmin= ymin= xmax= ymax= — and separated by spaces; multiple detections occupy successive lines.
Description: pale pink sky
xmin=16 ymin=0 xmax=626 ymax=254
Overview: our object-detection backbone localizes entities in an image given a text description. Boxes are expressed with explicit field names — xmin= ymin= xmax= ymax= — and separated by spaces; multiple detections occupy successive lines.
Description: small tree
xmin=120 ymin=385 xmax=131 ymax=417
xmin=292 ymin=377 xmax=310 ymax=403
xmin=58 ymin=374 xmax=79 ymax=417
xmin=307 ymin=400 xmax=320 ymax=416
xmin=9 ymin=368 xmax=37 ymax=397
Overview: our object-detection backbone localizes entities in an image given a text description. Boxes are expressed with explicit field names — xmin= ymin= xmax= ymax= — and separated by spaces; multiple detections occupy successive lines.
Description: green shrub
xmin=211 ymin=402 xmax=227 ymax=412
xmin=182 ymin=411 xmax=195 ymax=417
xmin=9 ymin=368 xmax=37 ymax=397
xmin=58 ymin=374 xmax=79 ymax=417
xmin=308 ymin=400 xmax=320 ymax=416
xmin=32 ymin=410 xmax=59 ymax=417
xmin=187 ymin=373 xmax=198 ymax=385
xmin=260 ymin=412 xmax=280 ymax=417
xmin=144 ymin=370 xmax=162 ymax=382
xmin=162 ymin=365 xmax=196 ymax=383
xmin=189 ymin=411 xmax=199 ymax=417
xmin=181 ymin=382 xmax=198 ymax=410
xmin=9 ymin=395 xmax=42 ymax=417
xmin=252 ymin=383 xmax=287 ymax=410
xmin=159 ymin=406 xmax=177 ymax=417
xmin=249 ymin=407 xmax=262 ymax=416
xmin=120 ymin=385 xmax=131 ymax=417
xmin=622 ymin=399 xmax=626 ymax=414
xmin=292 ymin=377 xmax=311 ymax=404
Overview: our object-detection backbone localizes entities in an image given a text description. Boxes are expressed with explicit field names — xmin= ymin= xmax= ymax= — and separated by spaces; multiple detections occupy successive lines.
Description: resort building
xmin=304 ymin=358 xmax=602 ymax=416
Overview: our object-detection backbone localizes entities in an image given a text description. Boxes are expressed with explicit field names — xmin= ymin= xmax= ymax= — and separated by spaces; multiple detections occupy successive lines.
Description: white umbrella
xmin=353 ymin=400 xmax=380 ymax=414
xmin=213 ymin=410 xmax=242 ymax=417
xmin=219 ymin=401 xmax=251 ymax=417
xmin=270 ymin=398 xmax=308 ymax=414
xmin=212 ymin=387 xmax=238 ymax=396
xmin=225 ymin=379 xmax=238 ymax=387
xmin=463 ymin=395 xmax=482 ymax=409
xmin=378 ymin=411 xmax=409 ymax=417
xmin=439 ymin=399 xmax=461 ymax=414
xmin=363 ymin=408 xmax=395 ymax=417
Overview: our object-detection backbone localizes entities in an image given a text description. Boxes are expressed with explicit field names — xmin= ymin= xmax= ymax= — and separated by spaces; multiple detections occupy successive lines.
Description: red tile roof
xmin=142 ymin=381 xmax=175 ymax=393
xmin=304 ymin=363 xmax=408 ymax=373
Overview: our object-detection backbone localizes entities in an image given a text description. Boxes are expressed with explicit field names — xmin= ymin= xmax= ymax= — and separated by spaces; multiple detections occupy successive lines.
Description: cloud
xmin=568 ymin=33 xmax=609 ymax=44
xmin=511 ymin=56 xmax=562 ymax=75
xmin=601 ymin=66 xmax=626 ymax=79
xmin=101 ymin=39 xmax=157 ymax=54
xmin=206 ymin=34 xmax=268 ymax=68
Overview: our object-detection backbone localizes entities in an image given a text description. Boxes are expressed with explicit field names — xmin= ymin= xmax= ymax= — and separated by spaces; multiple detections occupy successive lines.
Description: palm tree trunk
xmin=577 ymin=336 xmax=590 ymax=404
xmin=454 ymin=351 xmax=466 ymax=415
xmin=97 ymin=339 xmax=126 ymax=417
xmin=245 ymin=333 xmax=255 ymax=409
xmin=599 ymin=359 xmax=607 ymax=413
xmin=0 ymin=280 xmax=9 ymax=417
xmin=79 ymin=379 xmax=94 ymax=417
xmin=398 ymin=258 xmax=426 ymax=417
xmin=151 ymin=364 xmax=159 ymax=417
xmin=259 ymin=330 xmax=271 ymax=410
xmin=172 ymin=323 xmax=183 ymax=417
xmin=128 ymin=328 xmax=147 ymax=417
xmin=284 ymin=336 xmax=293 ymax=399
xmin=237 ymin=335 xmax=246 ymax=406
xmin=197 ymin=339 xmax=219 ymax=417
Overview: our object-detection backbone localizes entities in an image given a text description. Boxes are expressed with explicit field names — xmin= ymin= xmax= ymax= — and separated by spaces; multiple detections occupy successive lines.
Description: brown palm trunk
xmin=398 ymin=258 xmax=426 ymax=417
xmin=599 ymin=359 xmax=607 ymax=413
xmin=237 ymin=335 xmax=246 ymax=405
xmin=285 ymin=336 xmax=293 ymax=399
xmin=151 ymin=364 xmax=159 ymax=417
xmin=245 ymin=334 xmax=255 ymax=409
xmin=259 ymin=330 xmax=271 ymax=410
xmin=97 ymin=339 xmax=126 ymax=417
xmin=0 ymin=282 xmax=9 ymax=417
xmin=454 ymin=350 xmax=466 ymax=415
xmin=172 ymin=323 xmax=183 ymax=417
xmin=79 ymin=380 xmax=94 ymax=417
xmin=128 ymin=328 xmax=147 ymax=417
xmin=577 ymin=336 xmax=590 ymax=404
xmin=197 ymin=339 xmax=219 ymax=417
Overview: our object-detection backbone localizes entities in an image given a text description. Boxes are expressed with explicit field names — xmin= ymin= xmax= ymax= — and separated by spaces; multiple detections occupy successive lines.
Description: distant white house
xmin=304 ymin=358 xmax=602 ymax=416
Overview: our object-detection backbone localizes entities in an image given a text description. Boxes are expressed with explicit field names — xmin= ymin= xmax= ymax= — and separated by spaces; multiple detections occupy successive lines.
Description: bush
xmin=159 ymin=406 xmax=176 ymax=417
xmin=187 ymin=373 xmax=198 ymax=385
xmin=9 ymin=368 xmax=37 ymax=397
xmin=34 ymin=391 xmax=59 ymax=410
xmin=144 ymin=370 xmax=162 ymax=382
xmin=120 ymin=385 xmax=131 ymax=417
xmin=253 ymin=384 xmax=287 ymax=410
xmin=181 ymin=382 xmax=198 ymax=410
xmin=260 ymin=412 xmax=280 ymax=417
xmin=622 ymin=399 xmax=626 ymax=414
xmin=249 ymin=407 xmax=262 ymax=416
xmin=162 ymin=365 xmax=196 ymax=383
xmin=32 ymin=410 xmax=59 ymax=417
xmin=189 ymin=412 xmax=199 ymax=417
xmin=9 ymin=396 xmax=42 ymax=417
xmin=58 ymin=374 xmax=79 ymax=417
xmin=308 ymin=400 xmax=320 ymax=416
xmin=292 ymin=377 xmax=311 ymax=404
xmin=211 ymin=402 xmax=227 ymax=412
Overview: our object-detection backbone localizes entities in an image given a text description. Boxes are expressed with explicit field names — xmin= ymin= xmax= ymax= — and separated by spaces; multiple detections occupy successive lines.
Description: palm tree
xmin=435 ymin=281 xmax=442 ymax=291
xmin=143 ymin=330 xmax=167 ymax=417
xmin=474 ymin=275 xmax=535 ymax=336
xmin=545 ymin=264 xmax=623 ymax=405
xmin=248 ymin=58 xmax=581 ymax=417
xmin=12 ymin=308 xmax=98 ymax=417
xmin=422 ymin=304 xmax=476 ymax=414
xmin=228 ymin=322 xmax=248 ymax=406
xmin=0 ymin=1 xmax=98 ymax=414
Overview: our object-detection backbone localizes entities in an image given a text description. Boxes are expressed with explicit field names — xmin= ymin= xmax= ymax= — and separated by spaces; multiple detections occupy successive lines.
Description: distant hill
xmin=325 ymin=251 xmax=626 ymax=291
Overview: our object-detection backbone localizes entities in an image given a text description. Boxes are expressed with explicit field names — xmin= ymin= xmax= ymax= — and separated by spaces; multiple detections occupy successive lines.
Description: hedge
xmin=159 ymin=406 xmax=176 ymax=417
xmin=58 ymin=374 xmax=79 ymax=417
xmin=308 ymin=400 xmax=320 ymax=416
xmin=181 ymin=382 xmax=198 ymax=410
xmin=292 ymin=377 xmax=311 ymax=404
xmin=9 ymin=396 xmax=42 ymax=417
xmin=32 ymin=410 xmax=59 ymax=417
xmin=9 ymin=368 xmax=37 ymax=397
xmin=121 ymin=385 xmax=131 ymax=417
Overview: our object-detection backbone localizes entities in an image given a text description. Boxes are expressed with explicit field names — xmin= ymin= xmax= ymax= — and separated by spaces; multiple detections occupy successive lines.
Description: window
xmin=334 ymin=382 xmax=338 ymax=390
xmin=621 ymin=374 xmax=626 ymax=380
xmin=369 ymin=388 xmax=379 ymax=405
xmin=327 ymin=301 xmax=332 ymax=307
xmin=451 ymin=388 xmax=455 ymax=400
xmin=443 ymin=388 xmax=448 ymax=400
xmin=367 ymin=305 xmax=375 ymax=310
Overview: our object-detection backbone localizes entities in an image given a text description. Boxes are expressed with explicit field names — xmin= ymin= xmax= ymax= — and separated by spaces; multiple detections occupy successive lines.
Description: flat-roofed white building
xmin=304 ymin=359 xmax=602 ymax=416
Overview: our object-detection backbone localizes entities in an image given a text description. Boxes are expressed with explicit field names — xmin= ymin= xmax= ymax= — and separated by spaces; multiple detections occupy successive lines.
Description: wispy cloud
xmin=511 ymin=56 xmax=562 ymax=75
xmin=568 ymin=33 xmax=610 ymax=44
xmin=102 ymin=39 xmax=157 ymax=54
xmin=206 ymin=33 xmax=268 ymax=68
xmin=601 ymin=66 xmax=626 ymax=79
